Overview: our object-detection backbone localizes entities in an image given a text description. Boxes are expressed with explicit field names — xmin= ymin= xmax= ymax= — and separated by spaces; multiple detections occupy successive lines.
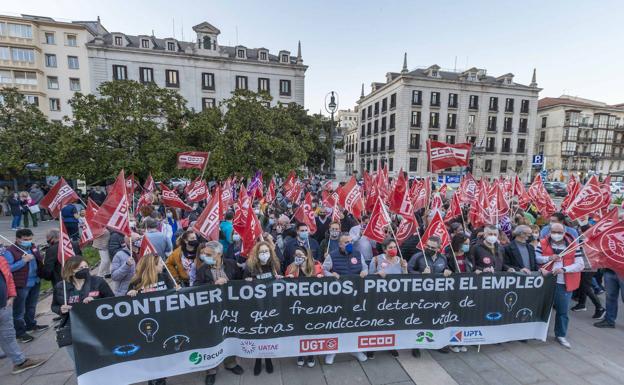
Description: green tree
xmin=0 ymin=88 xmax=51 ymax=180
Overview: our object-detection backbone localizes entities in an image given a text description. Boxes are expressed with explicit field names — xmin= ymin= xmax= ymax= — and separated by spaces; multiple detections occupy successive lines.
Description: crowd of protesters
xmin=1 ymin=173 xmax=623 ymax=385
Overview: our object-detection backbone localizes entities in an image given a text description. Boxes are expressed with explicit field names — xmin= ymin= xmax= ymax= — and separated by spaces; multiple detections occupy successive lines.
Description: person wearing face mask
xmin=503 ymin=225 xmax=538 ymax=273
xmin=539 ymin=212 xmax=579 ymax=239
xmin=224 ymin=232 xmax=244 ymax=265
xmin=535 ymin=222 xmax=584 ymax=349
xmin=2 ymin=229 xmax=47 ymax=343
xmin=319 ymin=221 xmax=342 ymax=257
xmin=529 ymin=225 xmax=540 ymax=248
xmin=52 ymin=256 xmax=114 ymax=360
xmin=166 ymin=230 xmax=199 ymax=286
xmin=407 ymin=236 xmax=451 ymax=276
xmin=219 ymin=211 xmax=235 ymax=254
xmin=283 ymin=223 xmax=320 ymax=266
xmin=7 ymin=193 xmax=22 ymax=231
xmin=469 ymin=225 xmax=505 ymax=273
xmin=41 ymin=229 xmax=82 ymax=291
xmin=348 ymin=215 xmax=376 ymax=264
xmin=313 ymin=207 xmax=331 ymax=244
xmin=448 ymin=233 xmax=474 ymax=274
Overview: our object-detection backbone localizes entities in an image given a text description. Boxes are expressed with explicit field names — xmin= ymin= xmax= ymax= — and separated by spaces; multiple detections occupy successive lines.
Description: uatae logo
xmin=450 ymin=330 xmax=485 ymax=343
xmin=240 ymin=340 xmax=256 ymax=354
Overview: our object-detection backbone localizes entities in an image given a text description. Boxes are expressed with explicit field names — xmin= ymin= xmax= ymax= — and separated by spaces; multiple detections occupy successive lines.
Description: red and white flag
xmin=458 ymin=173 xmax=478 ymax=205
xmin=421 ymin=210 xmax=450 ymax=250
xmin=92 ymin=171 xmax=131 ymax=236
xmin=160 ymin=183 xmax=193 ymax=211
xmin=39 ymin=177 xmax=79 ymax=218
xmin=430 ymin=194 xmax=443 ymax=211
xmin=444 ymin=192 xmax=462 ymax=223
xmin=411 ymin=177 xmax=431 ymax=211
xmin=363 ymin=198 xmax=391 ymax=243
xmin=527 ymin=175 xmax=556 ymax=219
xmin=185 ymin=178 xmax=209 ymax=203
xmin=438 ymin=183 xmax=448 ymax=197
xmin=265 ymin=179 xmax=276 ymax=203
xmin=395 ymin=219 xmax=418 ymax=246
xmin=283 ymin=170 xmax=297 ymax=192
xmin=560 ymin=175 xmax=579 ymax=212
xmin=79 ymin=200 xmax=96 ymax=246
xmin=284 ymin=181 xmax=303 ymax=203
xmin=177 ymin=151 xmax=210 ymax=170
xmin=233 ymin=185 xmax=252 ymax=236
xmin=389 ymin=170 xmax=415 ymax=221
xmin=58 ymin=221 xmax=76 ymax=264
xmin=513 ymin=175 xmax=530 ymax=210
xmin=138 ymin=235 xmax=158 ymax=260
xmin=583 ymin=218 xmax=624 ymax=277
xmin=143 ymin=173 xmax=156 ymax=193
xmin=322 ymin=180 xmax=334 ymax=191
xmin=125 ymin=174 xmax=138 ymax=204
xmin=338 ymin=176 xmax=364 ymax=220
xmin=565 ymin=175 xmax=607 ymax=221
xmin=241 ymin=205 xmax=263 ymax=256
xmin=294 ymin=192 xmax=318 ymax=234
xmin=221 ymin=178 xmax=234 ymax=211
xmin=192 ymin=187 xmax=223 ymax=241
xmin=426 ymin=140 xmax=472 ymax=173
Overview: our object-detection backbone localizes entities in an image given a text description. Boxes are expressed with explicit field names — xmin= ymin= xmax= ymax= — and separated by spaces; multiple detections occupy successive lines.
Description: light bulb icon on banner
xmin=138 ymin=318 xmax=159 ymax=343
xmin=504 ymin=292 xmax=518 ymax=312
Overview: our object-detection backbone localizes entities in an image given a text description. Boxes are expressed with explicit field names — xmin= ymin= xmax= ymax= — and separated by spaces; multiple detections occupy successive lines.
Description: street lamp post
xmin=325 ymin=91 xmax=338 ymax=176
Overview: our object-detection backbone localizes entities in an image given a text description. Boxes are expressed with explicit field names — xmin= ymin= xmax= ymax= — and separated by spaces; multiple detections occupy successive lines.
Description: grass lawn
xmin=39 ymin=246 xmax=101 ymax=293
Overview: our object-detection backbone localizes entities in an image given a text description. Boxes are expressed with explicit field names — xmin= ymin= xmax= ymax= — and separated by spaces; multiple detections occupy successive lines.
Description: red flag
xmin=377 ymin=166 xmax=390 ymax=202
xmin=395 ymin=219 xmax=418 ymax=246
xmin=58 ymin=221 xmax=76 ymax=263
xmin=565 ymin=175 xmax=606 ymax=221
xmin=445 ymin=192 xmax=462 ymax=223
xmin=485 ymin=182 xmax=509 ymax=219
xmin=265 ymin=179 xmax=276 ymax=203
xmin=411 ymin=177 xmax=431 ymax=210
xmin=599 ymin=176 xmax=612 ymax=215
xmin=427 ymin=140 xmax=472 ymax=173
xmin=160 ymin=183 xmax=193 ymax=211
xmin=458 ymin=173 xmax=478 ymax=205
xmin=138 ymin=235 xmax=158 ymax=260
xmin=584 ymin=208 xmax=618 ymax=246
xmin=143 ymin=173 xmax=155 ymax=193
xmin=39 ymin=177 xmax=79 ymax=218
xmin=363 ymin=171 xmax=374 ymax=196
xmin=137 ymin=192 xmax=153 ymax=210
xmin=185 ymin=178 xmax=209 ymax=203
xmin=241 ymin=205 xmax=263 ymax=256
xmin=322 ymin=180 xmax=333 ymax=191
xmin=363 ymin=199 xmax=391 ymax=243
xmin=421 ymin=211 xmax=450 ymax=250
xmin=92 ymin=170 xmax=131 ymax=236
xmin=583 ymin=218 xmax=624 ymax=277
xmin=469 ymin=184 xmax=489 ymax=228
xmin=389 ymin=170 xmax=415 ymax=220
xmin=283 ymin=170 xmax=297 ymax=192
xmin=177 ymin=151 xmax=210 ymax=170
xmin=338 ymin=176 xmax=364 ymax=220
xmin=513 ymin=175 xmax=530 ymax=210
xmin=430 ymin=194 xmax=443 ymax=211
xmin=331 ymin=199 xmax=342 ymax=223
xmin=233 ymin=185 xmax=251 ymax=236
xmin=293 ymin=192 xmax=318 ymax=234
xmin=527 ymin=175 xmax=556 ymax=218
xmin=221 ymin=178 xmax=234 ymax=211
xmin=285 ymin=181 xmax=303 ymax=204
xmin=79 ymin=200 xmax=97 ymax=246
xmin=192 ymin=187 xmax=222 ymax=241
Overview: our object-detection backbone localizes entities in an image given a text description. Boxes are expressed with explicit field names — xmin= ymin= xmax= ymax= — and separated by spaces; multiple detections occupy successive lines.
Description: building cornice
xmin=538 ymin=103 xmax=624 ymax=114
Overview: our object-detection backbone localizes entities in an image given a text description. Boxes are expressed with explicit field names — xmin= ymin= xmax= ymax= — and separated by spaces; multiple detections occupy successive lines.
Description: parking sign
xmin=532 ymin=155 xmax=543 ymax=166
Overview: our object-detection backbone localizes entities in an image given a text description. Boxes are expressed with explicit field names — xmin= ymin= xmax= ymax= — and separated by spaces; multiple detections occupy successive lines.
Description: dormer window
xmin=141 ymin=39 xmax=150 ymax=48
xmin=259 ymin=50 xmax=268 ymax=61
xmin=431 ymin=70 xmax=438 ymax=77
xmin=280 ymin=54 xmax=289 ymax=63
xmin=505 ymin=77 xmax=512 ymax=85
xmin=237 ymin=48 xmax=246 ymax=59
xmin=202 ymin=36 xmax=211 ymax=50
xmin=167 ymin=41 xmax=176 ymax=51
xmin=114 ymin=36 xmax=123 ymax=46
xmin=468 ymin=72 xmax=477 ymax=81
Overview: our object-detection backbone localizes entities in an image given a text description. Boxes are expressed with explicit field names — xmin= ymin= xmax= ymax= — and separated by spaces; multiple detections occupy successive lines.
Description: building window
xmin=49 ymin=98 xmax=60 ymax=111
xmin=44 ymin=54 xmax=57 ymax=67
xmin=367 ymin=141 xmax=371 ymax=153
xmin=202 ymin=73 xmax=215 ymax=90
xmin=360 ymin=141 xmax=365 ymax=153
xmin=280 ymin=54 xmax=289 ymax=63
xmin=11 ymin=47 xmax=34 ymax=62
xmin=484 ymin=159 xmax=492 ymax=173
xmin=410 ymin=134 xmax=420 ymax=149
xmin=515 ymin=160 xmax=523 ymax=173
xmin=541 ymin=116 xmax=547 ymax=128
xmin=382 ymin=98 xmax=387 ymax=112
xmin=67 ymin=56 xmax=79 ymax=69
xmin=69 ymin=78 xmax=81 ymax=91
xmin=447 ymin=113 xmax=457 ymax=129
xmin=389 ymin=158 xmax=394 ymax=171
xmin=114 ymin=36 xmax=123 ymax=46
xmin=237 ymin=49 xmax=246 ymax=58
xmin=502 ymin=138 xmax=511 ymax=152
xmin=139 ymin=67 xmax=154 ymax=83
xmin=446 ymin=135 xmax=455 ymax=144
xmin=141 ymin=39 xmax=150 ymax=48
xmin=24 ymin=95 xmax=39 ymax=105
xmin=381 ymin=117 xmax=387 ymax=131
xmin=374 ymin=102 xmax=379 ymax=115
xmin=412 ymin=90 xmax=422 ymax=105
xmin=258 ymin=78 xmax=270 ymax=93
xmin=380 ymin=137 xmax=386 ymax=151
xmin=8 ymin=23 xmax=32 ymax=38
xmin=0 ymin=70 xmax=12 ymax=83
xmin=469 ymin=95 xmax=479 ymax=109
xmin=429 ymin=134 xmax=438 ymax=141
xmin=0 ymin=47 xmax=8 ymax=60
xmin=45 ymin=32 xmax=55 ymax=44
xmin=489 ymin=97 xmax=498 ymax=111
xmin=47 ymin=76 xmax=59 ymax=90
xmin=448 ymin=93 xmax=458 ymax=108
xmin=360 ymin=125 xmax=365 ymax=137
xmin=409 ymin=157 xmax=418 ymax=172
xmin=505 ymin=98 xmax=514 ymax=112
xmin=517 ymin=138 xmax=526 ymax=153
xmin=389 ymin=114 xmax=396 ymax=130
xmin=520 ymin=99 xmax=530 ymax=113
xmin=367 ymin=106 xmax=372 ymax=119
xmin=539 ymin=131 xmax=546 ymax=142
xmin=202 ymin=36 xmax=211 ymax=50
xmin=411 ymin=111 xmax=421 ymax=127
xmin=373 ymin=139 xmax=378 ymax=152
xmin=66 ymin=34 xmax=77 ymax=46
xmin=112 ymin=65 xmax=127 ymax=80
xmin=487 ymin=116 xmax=497 ymax=132
xmin=389 ymin=135 xmax=394 ymax=150
xmin=500 ymin=160 xmax=508 ymax=173
xmin=430 ymin=92 xmax=440 ymax=106
xmin=486 ymin=137 xmax=496 ymax=152
xmin=202 ymin=98 xmax=216 ymax=110
xmin=361 ymin=108 xmax=366 ymax=120
xmin=519 ymin=118 xmax=528 ymax=133
xmin=279 ymin=80 xmax=291 ymax=96
xmin=236 ymin=76 xmax=247 ymax=90
xmin=167 ymin=41 xmax=176 ymax=51
xmin=165 ymin=70 xmax=179 ymax=87
xmin=367 ymin=122 xmax=371 ymax=136
xmin=259 ymin=51 xmax=267 ymax=61
xmin=503 ymin=117 xmax=513 ymax=132
xmin=390 ymin=93 xmax=397 ymax=109
xmin=374 ymin=120 xmax=379 ymax=134
xmin=429 ymin=112 xmax=440 ymax=128
xmin=468 ymin=114 xmax=476 ymax=127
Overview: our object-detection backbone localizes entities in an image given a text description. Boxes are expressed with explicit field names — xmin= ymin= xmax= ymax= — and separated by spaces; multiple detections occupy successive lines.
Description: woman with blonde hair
xmin=127 ymin=254 xmax=175 ymax=296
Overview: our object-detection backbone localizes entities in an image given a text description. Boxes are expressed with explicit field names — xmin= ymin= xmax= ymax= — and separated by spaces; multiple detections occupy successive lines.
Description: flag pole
xmin=448 ymin=240 xmax=461 ymax=273
xmin=59 ymin=221 xmax=67 ymax=305
xmin=0 ymin=234 xmax=29 ymax=255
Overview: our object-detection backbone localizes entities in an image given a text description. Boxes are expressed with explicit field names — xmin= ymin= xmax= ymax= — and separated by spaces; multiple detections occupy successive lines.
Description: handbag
xmin=28 ymin=204 xmax=40 ymax=214
xmin=55 ymin=279 xmax=91 ymax=348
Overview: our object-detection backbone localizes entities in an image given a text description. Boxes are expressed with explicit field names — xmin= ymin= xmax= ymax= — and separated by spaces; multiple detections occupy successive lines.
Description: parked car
xmin=610 ymin=182 xmax=624 ymax=194
xmin=543 ymin=182 xmax=567 ymax=197
xmin=169 ymin=178 xmax=190 ymax=188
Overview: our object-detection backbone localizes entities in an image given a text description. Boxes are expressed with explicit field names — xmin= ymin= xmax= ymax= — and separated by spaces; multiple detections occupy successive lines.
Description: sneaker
xmin=449 ymin=346 xmax=461 ymax=353
xmin=204 ymin=374 xmax=216 ymax=385
xmin=12 ymin=358 xmax=47 ymax=374
xmin=460 ymin=346 xmax=468 ymax=352
xmin=390 ymin=350 xmax=399 ymax=357
xmin=594 ymin=319 xmax=615 ymax=328
xmin=306 ymin=356 xmax=315 ymax=368
xmin=556 ymin=337 xmax=571 ymax=349
xmin=265 ymin=358 xmax=273 ymax=374
xmin=594 ymin=289 xmax=605 ymax=295
xmin=325 ymin=354 xmax=335 ymax=365
xmin=593 ymin=308 xmax=606 ymax=319
xmin=28 ymin=324 xmax=50 ymax=332
xmin=297 ymin=357 xmax=305 ymax=367
xmin=224 ymin=365 xmax=244 ymax=375
xmin=17 ymin=333 xmax=34 ymax=343
xmin=366 ymin=351 xmax=375 ymax=359
xmin=354 ymin=352 xmax=367 ymax=362
xmin=570 ymin=304 xmax=587 ymax=312
xmin=411 ymin=349 xmax=421 ymax=358
xmin=10 ymin=228 xmax=18 ymax=231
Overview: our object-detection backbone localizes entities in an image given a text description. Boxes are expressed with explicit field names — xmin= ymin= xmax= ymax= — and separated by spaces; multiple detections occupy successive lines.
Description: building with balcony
xmin=356 ymin=54 xmax=540 ymax=180
xmin=0 ymin=14 xmax=93 ymax=120
xmin=537 ymin=96 xmax=624 ymax=181
xmin=336 ymin=108 xmax=358 ymax=176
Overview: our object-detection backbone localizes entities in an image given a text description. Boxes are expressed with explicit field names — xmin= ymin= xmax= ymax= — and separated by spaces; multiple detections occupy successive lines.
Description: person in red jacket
xmin=0 ymin=255 xmax=47 ymax=374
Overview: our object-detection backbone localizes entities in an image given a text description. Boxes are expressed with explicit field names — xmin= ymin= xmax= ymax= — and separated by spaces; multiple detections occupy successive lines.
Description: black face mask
xmin=74 ymin=268 xmax=90 ymax=280
xmin=187 ymin=240 xmax=199 ymax=248
xmin=424 ymin=248 xmax=436 ymax=258
xmin=526 ymin=235 xmax=535 ymax=243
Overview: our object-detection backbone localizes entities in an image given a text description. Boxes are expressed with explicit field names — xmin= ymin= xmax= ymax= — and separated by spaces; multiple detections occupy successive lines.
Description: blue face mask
xmin=299 ymin=231 xmax=309 ymax=240
xmin=461 ymin=244 xmax=470 ymax=253
xmin=345 ymin=243 xmax=353 ymax=253
xmin=232 ymin=234 xmax=241 ymax=242
xmin=20 ymin=241 xmax=32 ymax=248
xmin=200 ymin=255 xmax=216 ymax=265
xmin=268 ymin=218 xmax=275 ymax=226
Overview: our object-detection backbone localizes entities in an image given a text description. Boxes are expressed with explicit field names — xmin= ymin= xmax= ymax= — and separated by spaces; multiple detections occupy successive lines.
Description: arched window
xmin=202 ymin=36 xmax=211 ymax=50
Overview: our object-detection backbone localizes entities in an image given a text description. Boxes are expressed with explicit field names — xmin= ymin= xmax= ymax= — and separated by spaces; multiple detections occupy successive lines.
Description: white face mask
xmin=550 ymin=233 xmax=564 ymax=242
xmin=258 ymin=251 xmax=270 ymax=264
xmin=485 ymin=235 xmax=498 ymax=244
xmin=294 ymin=256 xmax=306 ymax=265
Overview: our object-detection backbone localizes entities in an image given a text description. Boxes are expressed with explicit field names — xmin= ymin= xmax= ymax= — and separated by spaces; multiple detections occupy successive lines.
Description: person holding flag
xmin=407 ymin=235 xmax=452 ymax=276
xmin=319 ymin=221 xmax=342 ymax=257
xmin=41 ymin=229 xmax=81 ymax=292
xmin=143 ymin=217 xmax=172 ymax=260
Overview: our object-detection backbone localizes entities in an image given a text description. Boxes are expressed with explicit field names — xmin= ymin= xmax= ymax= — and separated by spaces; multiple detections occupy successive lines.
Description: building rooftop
xmin=538 ymin=96 xmax=624 ymax=111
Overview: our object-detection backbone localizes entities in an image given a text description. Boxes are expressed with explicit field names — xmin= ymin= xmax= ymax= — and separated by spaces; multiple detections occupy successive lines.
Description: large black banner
xmin=72 ymin=273 xmax=555 ymax=384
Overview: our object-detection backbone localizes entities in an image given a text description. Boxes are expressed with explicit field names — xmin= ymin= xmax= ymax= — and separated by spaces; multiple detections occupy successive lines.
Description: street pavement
xmin=1 ymin=217 xmax=624 ymax=385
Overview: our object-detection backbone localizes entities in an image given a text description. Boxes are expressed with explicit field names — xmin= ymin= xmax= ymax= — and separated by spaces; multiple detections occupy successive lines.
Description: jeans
xmin=13 ymin=282 xmax=40 ymax=337
xmin=22 ymin=211 xmax=38 ymax=228
xmin=604 ymin=270 xmax=624 ymax=324
xmin=0 ymin=305 xmax=26 ymax=365
xmin=578 ymin=272 xmax=602 ymax=309
xmin=11 ymin=214 xmax=21 ymax=229
xmin=553 ymin=283 xmax=572 ymax=337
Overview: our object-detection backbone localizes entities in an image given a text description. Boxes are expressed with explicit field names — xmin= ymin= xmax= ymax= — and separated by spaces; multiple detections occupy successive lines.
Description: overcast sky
xmin=5 ymin=0 xmax=624 ymax=114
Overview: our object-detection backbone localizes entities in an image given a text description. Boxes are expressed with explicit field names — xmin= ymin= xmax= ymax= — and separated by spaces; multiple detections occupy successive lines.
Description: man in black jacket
xmin=41 ymin=229 xmax=82 ymax=289
xmin=469 ymin=225 xmax=504 ymax=272
xmin=503 ymin=225 xmax=537 ymax=273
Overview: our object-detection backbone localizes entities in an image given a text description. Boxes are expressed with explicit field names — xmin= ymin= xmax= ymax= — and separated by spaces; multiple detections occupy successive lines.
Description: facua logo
xmin=358 ymin=334 xmax=395 ymax=348
xmin=188 ymin=349 xmax=224 ymax=365
xmin=189 ymin=352 xmax=202 ymax=365
xmin=300 ymin=337 xmax=338 ymax=353
xmin=450 ymin=330 xmax=485 ymax=343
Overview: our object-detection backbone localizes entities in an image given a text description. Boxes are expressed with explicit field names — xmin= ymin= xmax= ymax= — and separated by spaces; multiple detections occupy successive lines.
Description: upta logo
xmin=300 ymin=337 xmax=338 ymax=353
xmin=450 ymin=330 xmax=484 ymax=343
xmin=358 ymin=334 xmax=395 ymax=348
xmin=188 ymin=349 xmax=224 ymax=365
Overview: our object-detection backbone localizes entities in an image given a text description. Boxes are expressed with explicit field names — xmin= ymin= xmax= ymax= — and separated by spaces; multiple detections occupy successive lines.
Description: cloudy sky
xmin=5 ymin=0 xmax=623 ymax=113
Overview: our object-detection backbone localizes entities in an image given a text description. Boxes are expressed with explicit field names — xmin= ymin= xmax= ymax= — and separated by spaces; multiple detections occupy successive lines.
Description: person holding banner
xmin=469 ymin=225 xmax=505 ymax=273
xmin=166 ymin=230 xmax=199 ymax=287
xmin=447 ymin=233 xmax=474 ymax=274
xmin=51 ymin=256 xmax=114 ymax=360
xmin=407 ymin=236 xmax=451 ymax=276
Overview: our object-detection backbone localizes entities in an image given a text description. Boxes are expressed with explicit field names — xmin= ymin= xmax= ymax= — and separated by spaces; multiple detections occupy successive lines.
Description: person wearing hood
xmin=110 ymin=237 xmax=138 ymax=296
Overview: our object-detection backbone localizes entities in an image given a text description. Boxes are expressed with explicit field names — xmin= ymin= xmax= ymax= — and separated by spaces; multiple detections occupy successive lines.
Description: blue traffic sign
xmin=438 ymin=175 xmax=461 ymax=184
xmin=532 ymin=154 xmax=543 ymax=166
